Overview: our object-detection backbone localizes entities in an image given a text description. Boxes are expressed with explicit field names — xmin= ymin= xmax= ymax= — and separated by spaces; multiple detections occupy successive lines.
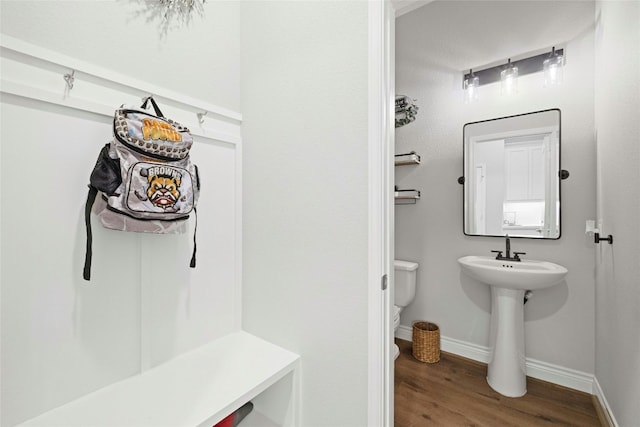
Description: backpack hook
xmin=197 ymin=111 xmax=208 ymax=124
xmin=63 ymin=70 xmax=75 ymax=90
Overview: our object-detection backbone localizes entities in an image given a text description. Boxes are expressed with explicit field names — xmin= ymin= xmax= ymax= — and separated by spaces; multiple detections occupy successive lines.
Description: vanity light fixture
xmin=500 ymin=59 xmax=519 ymax=95
xmin=543 ymin=46 xmax=564 ymax=87
xmin=463 ymin=69 xmax=480 ymax=103
xmin=462 ymin=47 xmax=565 ymax=96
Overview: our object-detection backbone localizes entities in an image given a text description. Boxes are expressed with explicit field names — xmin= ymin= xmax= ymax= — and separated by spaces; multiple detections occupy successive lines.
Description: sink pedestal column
xmin=487 ymin=287 xmax=527 ymax=397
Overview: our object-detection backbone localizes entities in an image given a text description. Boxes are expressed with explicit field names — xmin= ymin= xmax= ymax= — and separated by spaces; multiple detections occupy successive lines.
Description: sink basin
xmin=457 ymin=255 xmax=567 ymax=290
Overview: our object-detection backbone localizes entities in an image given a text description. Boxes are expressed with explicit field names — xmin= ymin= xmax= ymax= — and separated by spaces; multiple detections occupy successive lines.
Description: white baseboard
xmin=525 ymin=356 xmax=594 ymax=394
xmin=395 ymin=325 xmax=413 ymax=342
xmin=593 ymin=376 xmax=619 ymax=427
xmin=397 ymin=325 xmax=492 ymax=363
xmin=396 ymin=325 xmax=594 ymax=394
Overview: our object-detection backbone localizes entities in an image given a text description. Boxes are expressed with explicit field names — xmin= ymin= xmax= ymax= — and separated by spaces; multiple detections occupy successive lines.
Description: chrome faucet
xmin=491 ymin=235 xmax=526 ymax=262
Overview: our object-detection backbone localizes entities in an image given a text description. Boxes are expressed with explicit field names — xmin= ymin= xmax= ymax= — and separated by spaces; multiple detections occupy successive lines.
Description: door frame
xmin=367 ymin=1 xmax=395 ymax=425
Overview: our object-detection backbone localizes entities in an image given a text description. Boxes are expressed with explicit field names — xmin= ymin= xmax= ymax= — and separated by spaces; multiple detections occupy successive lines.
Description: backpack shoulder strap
xmin=83 ymin=185 xmax=99 ymax=281
xmin=190 ymin=207 xmax=197 ymax=269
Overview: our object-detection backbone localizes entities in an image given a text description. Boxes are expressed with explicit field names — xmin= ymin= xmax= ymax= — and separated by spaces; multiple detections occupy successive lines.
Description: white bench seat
xmin=18 ymin=332 xmax=299 ymax=427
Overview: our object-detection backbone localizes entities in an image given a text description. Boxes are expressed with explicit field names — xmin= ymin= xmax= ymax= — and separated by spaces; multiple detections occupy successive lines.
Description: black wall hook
xmin=594 ymin=233 xmax=613 ymax=244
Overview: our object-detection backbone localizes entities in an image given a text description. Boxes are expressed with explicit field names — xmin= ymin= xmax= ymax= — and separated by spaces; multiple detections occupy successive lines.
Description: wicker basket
xmin=412 ymin=321 xmax=440 ymax=363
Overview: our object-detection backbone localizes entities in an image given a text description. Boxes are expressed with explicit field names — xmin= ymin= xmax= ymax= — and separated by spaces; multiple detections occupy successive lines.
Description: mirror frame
xmin=462 ymin=109 xmax=562 ymax=240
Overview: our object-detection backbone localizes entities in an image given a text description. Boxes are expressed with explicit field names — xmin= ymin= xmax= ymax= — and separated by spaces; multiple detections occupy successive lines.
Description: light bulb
xmin=543 ymin=48 xmax=563 ymax=87
xmin=500 ymin=60 xmax=518 ymax=95
xmin=463 ymin=71 xmax=479 ymax=103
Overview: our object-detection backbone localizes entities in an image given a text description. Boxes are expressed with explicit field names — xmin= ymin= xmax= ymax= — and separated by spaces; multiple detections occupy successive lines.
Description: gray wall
xmin=594 ymin=1 xmax=640 ymax=425
xmin=241 ymin=2 xmax=370 ymax=425
xmin=395 ymin=1 xmax=597 ymax=374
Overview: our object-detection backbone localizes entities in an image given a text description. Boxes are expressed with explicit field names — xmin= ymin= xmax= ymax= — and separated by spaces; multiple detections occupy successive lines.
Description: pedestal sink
xmin=458 ymin=255 xmax=568 ymax=397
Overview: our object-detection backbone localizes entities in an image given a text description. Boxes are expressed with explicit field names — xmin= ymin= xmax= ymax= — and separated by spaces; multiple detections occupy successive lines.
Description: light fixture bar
xmin=462 ymin=48 xmax=563 ymax=88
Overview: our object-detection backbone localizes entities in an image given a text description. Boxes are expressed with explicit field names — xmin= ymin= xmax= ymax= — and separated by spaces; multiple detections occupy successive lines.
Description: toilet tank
xmin=394 ymin=260 xmax=418 ymax=307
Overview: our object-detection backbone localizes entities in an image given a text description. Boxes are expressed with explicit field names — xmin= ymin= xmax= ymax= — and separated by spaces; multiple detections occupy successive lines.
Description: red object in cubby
xmin=213 ymin=413 xmax=234 ymax=427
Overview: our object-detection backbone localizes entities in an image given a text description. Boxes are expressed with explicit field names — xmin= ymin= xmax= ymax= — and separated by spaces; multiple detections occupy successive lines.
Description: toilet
xmin=393 ymin=259 xmax=418 ymax=360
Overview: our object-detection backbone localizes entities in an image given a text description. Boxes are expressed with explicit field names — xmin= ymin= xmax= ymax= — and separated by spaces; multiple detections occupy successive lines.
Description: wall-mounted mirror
xmin=463 ymin=109 xmax=562 ymax=239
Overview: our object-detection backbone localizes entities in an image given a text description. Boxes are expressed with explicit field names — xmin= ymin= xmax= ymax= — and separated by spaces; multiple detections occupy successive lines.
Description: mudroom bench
xmin=17 ymin=332 xmax=300 ymax=427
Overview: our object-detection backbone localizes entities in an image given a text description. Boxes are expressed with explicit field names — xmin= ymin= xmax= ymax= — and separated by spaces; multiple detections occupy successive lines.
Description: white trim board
xmin=0 ymin=82 xmax=240 ymax=146
xmin=593 ymin=376 xmax=619 ymax=427
xmin=0 ymin=34 xmax=241 ymax=122
xmin=367 ymin=1 xmax=393 ymax=425
xmin=396 ymin=325 xmax=594 ymax=394
xmin=0 ymin=34 xmax=241 ymax=146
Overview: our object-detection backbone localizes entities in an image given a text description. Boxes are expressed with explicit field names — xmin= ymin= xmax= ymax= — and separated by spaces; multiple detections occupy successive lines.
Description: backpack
xmin=83 ymin=97 xmax=200 ymax=281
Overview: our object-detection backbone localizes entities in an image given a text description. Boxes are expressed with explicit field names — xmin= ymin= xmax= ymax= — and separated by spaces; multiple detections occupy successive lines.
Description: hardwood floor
xmin=394 ymin=339 xmax=602 ymax=426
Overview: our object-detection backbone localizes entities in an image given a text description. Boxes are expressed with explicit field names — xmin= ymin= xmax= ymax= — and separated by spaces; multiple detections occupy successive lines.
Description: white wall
xmin=240 ymin=1 xmax=370 ymax=426
xmin=594 ymin=1 xmax=640 ymax=425
xmin=395 ymin=1 xmax=597 ymax=374
xmin=0 ymin=2 xmax=242 ymax=425
xmin=0 ymin=0 xmax=241 ymax=112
